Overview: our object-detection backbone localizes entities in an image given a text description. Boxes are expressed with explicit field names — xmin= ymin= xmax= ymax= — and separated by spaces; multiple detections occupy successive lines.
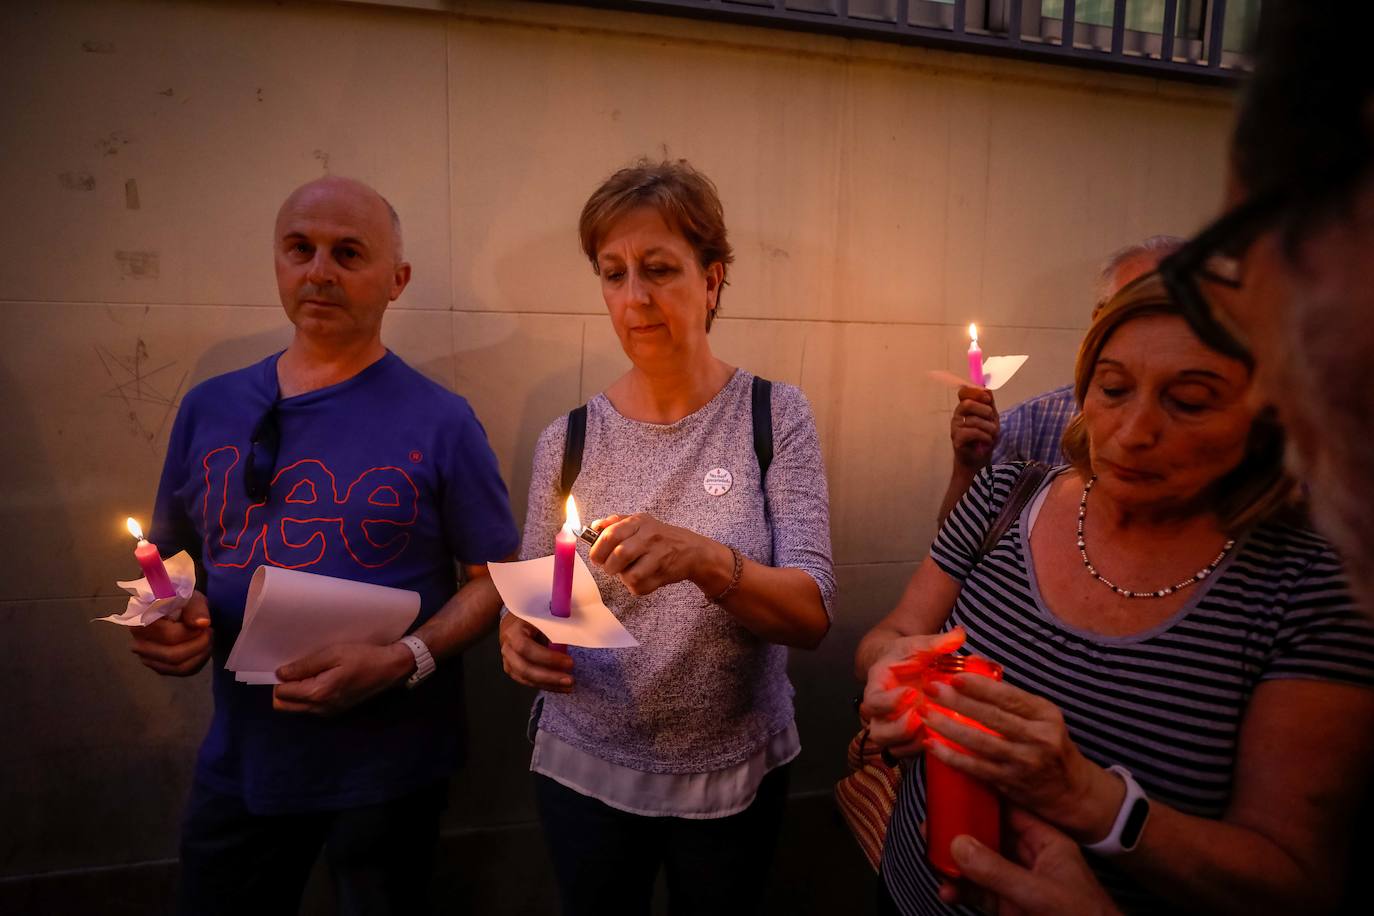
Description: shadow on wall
xmin=188 ymin=324 xmax=293 ymax=385
xmin=0 ymin=342 xmax=84 ymax=602
xmin=411 ymin=313 xmax=579 ymax=815
xmin=0 ymin=322 xmax=217 ymax=881
xmin=0 ymin=351 xmax=208 ymax=896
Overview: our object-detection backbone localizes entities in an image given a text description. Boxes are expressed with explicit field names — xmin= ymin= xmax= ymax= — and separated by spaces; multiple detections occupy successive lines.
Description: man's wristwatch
xmin=400 ymin=635 xmax=435 ymax=689
xmin=1083 ymin=765 xmax=1151 ymax=856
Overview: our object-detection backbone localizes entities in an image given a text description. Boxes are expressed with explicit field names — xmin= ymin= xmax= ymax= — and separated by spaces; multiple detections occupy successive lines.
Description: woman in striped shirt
xmin=856 ymin=273 xmax=1374 ymax=915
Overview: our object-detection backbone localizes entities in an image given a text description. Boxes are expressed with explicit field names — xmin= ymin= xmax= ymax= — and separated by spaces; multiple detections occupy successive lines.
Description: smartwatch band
xmin=1083 ymin=764 xmax=1150 ymax=856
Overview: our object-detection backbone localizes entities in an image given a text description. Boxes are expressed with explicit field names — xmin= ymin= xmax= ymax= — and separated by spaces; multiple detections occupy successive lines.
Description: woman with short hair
xmin=500 ymin=159 xmax=834 ymax=915
xmin=857 ymin=273 xmax=1374 ymax=915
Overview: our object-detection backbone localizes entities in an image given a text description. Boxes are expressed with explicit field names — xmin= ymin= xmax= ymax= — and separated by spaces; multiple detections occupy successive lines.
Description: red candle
xmin=127 ymin=517 xmax=176 ymax=599
xmin=924 ymin=653 xmax=1003 ymax=879
xmin=967 ymin=323 xmax=985 ymax=387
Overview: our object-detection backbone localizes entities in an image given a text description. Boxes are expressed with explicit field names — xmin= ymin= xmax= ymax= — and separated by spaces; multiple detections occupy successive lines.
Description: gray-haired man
xmin=938 ymin=236 xmax=1182 ymax=523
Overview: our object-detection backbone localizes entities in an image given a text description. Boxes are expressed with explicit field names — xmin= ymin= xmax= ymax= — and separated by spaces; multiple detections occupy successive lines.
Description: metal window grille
xmin=551 ymin=0 xmax=1258 ymax=84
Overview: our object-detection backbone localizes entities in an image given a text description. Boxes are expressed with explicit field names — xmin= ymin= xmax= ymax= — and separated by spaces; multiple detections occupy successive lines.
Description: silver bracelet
xmin=710 ymin=546 xmax=744 ymax=603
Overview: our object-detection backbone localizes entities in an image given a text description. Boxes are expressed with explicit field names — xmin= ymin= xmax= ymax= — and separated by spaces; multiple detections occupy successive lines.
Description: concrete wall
xmin=0 ymin=0 xmax=1232 ymax=910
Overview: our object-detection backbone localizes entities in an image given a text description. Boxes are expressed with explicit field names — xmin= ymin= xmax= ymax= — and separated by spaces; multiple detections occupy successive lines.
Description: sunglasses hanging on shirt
xmin=244 ymin=402 xmax=281 ymax=504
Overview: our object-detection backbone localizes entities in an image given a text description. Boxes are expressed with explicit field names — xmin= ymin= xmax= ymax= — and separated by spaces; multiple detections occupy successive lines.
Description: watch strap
xmin=1083 ymin=764 xmax=1150 ymax=856
xmin=401 ymin=634 xmax=435 ymax=689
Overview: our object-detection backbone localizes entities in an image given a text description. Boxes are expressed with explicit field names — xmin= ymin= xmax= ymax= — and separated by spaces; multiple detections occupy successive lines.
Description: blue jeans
xmin=175 ymin=778 xmax=448 ymax=916
xmin=534 ymin=763 xmax=790 ymax=916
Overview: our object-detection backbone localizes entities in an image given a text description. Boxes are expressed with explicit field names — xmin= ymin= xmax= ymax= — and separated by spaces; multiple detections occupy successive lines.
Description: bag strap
xmin=559 ymin=376 xmax=775 ymax=498
xmin=751 ymin=376 xmax=774 ymax=482
xmin=976 ymin=461 xmax=1052 ymax=560
xmin=558 ymin=405 xmax=587 ymax=500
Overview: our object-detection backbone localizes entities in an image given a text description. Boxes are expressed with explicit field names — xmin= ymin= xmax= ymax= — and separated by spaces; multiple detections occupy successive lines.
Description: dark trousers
xmin=534 ymin=763 xmax=791 ymax=916
xmin=875 ymin=870 xmax=901 ymax=915
xmin=175 ymin=778 xmax=448 ymax=916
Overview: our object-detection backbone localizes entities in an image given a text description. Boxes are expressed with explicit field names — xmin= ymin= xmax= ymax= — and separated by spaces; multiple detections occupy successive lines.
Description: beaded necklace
xmin=1077 ymin=475 xmax=1234 ymax=599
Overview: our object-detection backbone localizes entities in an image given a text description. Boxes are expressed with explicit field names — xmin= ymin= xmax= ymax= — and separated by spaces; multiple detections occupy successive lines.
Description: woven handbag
xmin=834 ymin=461 xmax=1051 ymax=872
xmin=834 ymin=726 xmax=903 ymax=871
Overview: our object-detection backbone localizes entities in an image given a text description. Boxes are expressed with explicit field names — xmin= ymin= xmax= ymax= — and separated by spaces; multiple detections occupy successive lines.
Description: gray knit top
xmin=521 ymin=369 xmax=835 ymax=774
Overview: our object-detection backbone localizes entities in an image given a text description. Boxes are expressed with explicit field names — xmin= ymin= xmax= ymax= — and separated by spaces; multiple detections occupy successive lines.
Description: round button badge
xmin=703 ymin=467 xmax=733 ymax=497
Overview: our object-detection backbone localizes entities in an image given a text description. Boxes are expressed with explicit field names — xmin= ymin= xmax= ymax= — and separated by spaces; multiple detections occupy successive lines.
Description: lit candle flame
xmin=126 ymin=517 xmax=146 ymax=541
xmin=968 ymin=323 xmax=979 ymax=344
xmin=563 ymin=495 xmax=581 ymax=534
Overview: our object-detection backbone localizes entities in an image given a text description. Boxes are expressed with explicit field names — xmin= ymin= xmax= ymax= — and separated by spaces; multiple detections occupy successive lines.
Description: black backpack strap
xmin=976 ymin=461 xmax=1051 ymax=560
xmin=751 ymin=376 xmax=774 ymax=482
xmin=559 ymin=405 xmax=588 ymax=499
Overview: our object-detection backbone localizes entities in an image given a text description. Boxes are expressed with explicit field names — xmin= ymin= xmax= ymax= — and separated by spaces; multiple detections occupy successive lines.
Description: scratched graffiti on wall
xmin=96 ymin=340 xmax=186 ymax=444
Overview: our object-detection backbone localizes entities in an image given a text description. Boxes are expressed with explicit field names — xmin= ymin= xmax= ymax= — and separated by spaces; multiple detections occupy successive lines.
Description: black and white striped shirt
xmin=881 ymin=464 xmax=1374 ymax=915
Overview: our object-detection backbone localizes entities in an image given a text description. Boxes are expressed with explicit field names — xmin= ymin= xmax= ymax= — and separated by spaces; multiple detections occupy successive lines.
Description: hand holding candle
xmin=927 ymin=325 xmax=1027 ymax=391
xmin=126 ymin=590 xmax=213 ymax=676
xmin=858 ymin=630 xmax=966 ymax=758
xmin=127 ymin=517 xmax=176 ymax=600
xmin=921 ymin=672 xmax=1107 ymax=853
xmin=98 ymin=518 xmax=197 ymax=627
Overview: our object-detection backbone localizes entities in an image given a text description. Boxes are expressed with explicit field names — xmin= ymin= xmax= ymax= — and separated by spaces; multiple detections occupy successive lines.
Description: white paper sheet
xmin=489 ymin=554 xmax=638 ymax=649
xmin=97 ymin=550 xmax=197 ymax=626
xmin=927 ymin=354 xmax=1029 ymax=392
xmin=224 ymin=566 xmax=421 ymax=684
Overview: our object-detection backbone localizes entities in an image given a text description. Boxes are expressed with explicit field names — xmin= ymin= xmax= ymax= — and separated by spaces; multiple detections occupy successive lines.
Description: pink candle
xmin=967 ymin=323 xmax=985 ymax=387
xmin=127 ymin=517 xmax=175 ymax=599
xmin=551 ymin=526 xmax=576 ymax=619
xmin=548 ymin=497 xmax=580 ymax=656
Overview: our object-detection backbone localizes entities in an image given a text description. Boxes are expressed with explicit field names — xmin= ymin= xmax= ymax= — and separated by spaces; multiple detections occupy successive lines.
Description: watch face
xmin=1121 ymin=797 xmax=1151 ymax=848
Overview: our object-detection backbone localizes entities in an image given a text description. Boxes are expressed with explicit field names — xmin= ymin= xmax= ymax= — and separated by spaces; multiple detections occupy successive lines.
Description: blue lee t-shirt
xmin=151 ymin=351 xmax=519 ymax=814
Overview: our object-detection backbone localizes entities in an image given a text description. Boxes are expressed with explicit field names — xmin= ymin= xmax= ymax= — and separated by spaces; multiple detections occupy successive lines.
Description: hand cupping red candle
xmin=922 ymin=653 xmax=1003 ymax=879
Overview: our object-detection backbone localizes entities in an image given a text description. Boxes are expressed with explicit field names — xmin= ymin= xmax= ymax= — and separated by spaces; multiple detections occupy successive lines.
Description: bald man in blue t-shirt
xmin=129 ymin=176 xmax=519 ymax=915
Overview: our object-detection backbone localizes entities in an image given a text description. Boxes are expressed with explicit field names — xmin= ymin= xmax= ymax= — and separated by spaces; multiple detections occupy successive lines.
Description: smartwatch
xmin=400 ymin=635 xmax=436 ymax=689
xmin=1083 ymin=765 xmax=1151 ymax=856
